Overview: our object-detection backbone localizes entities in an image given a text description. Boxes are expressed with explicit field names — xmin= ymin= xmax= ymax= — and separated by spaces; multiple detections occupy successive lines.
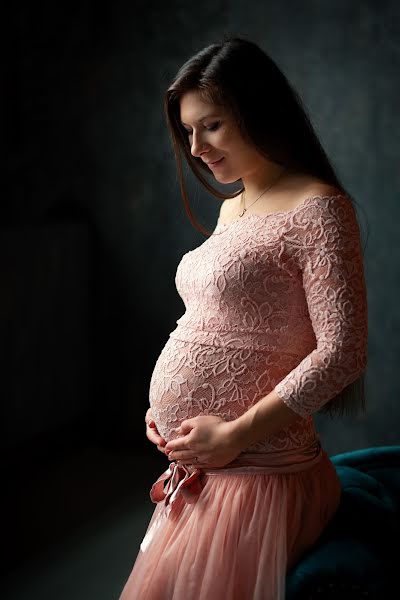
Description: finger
xmin=146 ymin=428 xmax=166 ymax=446
xmin=168 ymin=450 xmax=197 ymax=462
xmin=165 ymin=439 xmax=187 ymax=453
xmin=146 ymin=420 xmax=162 ymax=436
xmin=148 ymin=434 xmax=166 ymax=448
xmin=175 ymin=457 xmax=203 ymax=467
xmin=146 ymin=421 xmax=161 ymax=436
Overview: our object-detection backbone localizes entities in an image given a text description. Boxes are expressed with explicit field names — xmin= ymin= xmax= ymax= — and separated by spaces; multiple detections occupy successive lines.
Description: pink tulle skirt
xmin=118 ymin=439 xmax=341 ymax=600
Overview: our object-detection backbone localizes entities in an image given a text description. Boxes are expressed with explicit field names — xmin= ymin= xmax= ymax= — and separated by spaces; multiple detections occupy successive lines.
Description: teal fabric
xmin=285 ymin=445 xmax=400 ymax=598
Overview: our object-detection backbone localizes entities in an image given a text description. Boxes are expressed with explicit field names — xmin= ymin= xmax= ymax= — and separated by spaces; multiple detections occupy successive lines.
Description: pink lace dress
xmin=118 ymin=194 xmax=368 ymax=600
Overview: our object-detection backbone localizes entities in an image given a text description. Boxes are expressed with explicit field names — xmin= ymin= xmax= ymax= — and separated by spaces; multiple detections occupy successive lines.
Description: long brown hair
xmin=164 ymin=34 xmax=368 ymax=418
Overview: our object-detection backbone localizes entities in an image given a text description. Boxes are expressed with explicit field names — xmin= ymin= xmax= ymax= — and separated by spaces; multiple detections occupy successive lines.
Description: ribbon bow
xmin=140 ymin=461 xmax=204 ymax=553
xmin=150 ymin=460 xmax=204 ymax=514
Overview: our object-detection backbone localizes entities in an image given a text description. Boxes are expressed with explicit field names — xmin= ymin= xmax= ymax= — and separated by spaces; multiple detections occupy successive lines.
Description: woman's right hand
xmin=145 ymin=407 xmax=167 ymax=454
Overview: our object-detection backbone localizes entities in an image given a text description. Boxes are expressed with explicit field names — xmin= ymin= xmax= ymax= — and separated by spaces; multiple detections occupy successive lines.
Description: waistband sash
xmin=140 ymin=438 xmax=324 ymax=553
xmin=150 ymin=437 xmax=323 ymax=508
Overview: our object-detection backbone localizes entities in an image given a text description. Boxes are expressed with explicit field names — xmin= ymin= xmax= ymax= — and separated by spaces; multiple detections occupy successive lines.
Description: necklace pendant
xmin=239 ymin=207 xmax=246 ymax=217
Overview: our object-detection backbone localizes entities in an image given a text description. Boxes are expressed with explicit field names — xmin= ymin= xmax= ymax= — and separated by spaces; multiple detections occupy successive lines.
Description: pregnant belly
xmin=148 ymin=336 xmax=287 ymax=444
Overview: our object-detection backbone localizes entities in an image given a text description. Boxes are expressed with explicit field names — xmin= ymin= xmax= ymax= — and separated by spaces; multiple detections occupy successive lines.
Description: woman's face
xmin=179 ymin=89 xmax=267 ymax=184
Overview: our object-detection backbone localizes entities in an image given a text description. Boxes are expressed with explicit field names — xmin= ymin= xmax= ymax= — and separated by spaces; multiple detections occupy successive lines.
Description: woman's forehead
xmin=179 ymin=91 xmax=227 ymax=124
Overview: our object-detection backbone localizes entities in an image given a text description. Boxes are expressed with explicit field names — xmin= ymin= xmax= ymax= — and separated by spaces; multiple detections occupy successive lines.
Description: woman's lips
xmin=208 ymin=157 xmax=224 ymax=168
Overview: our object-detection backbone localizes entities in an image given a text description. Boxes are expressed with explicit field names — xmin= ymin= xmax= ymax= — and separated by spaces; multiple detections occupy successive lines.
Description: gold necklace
xmin=239 ymin=167 xmax=287 ymax=217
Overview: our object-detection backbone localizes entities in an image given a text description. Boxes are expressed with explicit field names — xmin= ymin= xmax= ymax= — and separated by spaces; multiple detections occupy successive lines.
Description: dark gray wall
xmin=3 ymin=0 xmax=400 ymax=458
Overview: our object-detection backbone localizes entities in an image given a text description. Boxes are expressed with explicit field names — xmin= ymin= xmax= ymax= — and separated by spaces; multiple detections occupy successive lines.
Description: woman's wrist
xmin=227 ymin=388 xmax=300 ymax=451
xmin=226 ymin=414 xmax=254 ymax=453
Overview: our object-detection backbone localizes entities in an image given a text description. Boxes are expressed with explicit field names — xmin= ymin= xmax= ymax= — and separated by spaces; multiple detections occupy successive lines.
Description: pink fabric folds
xmin=118 ymin=438 xmax=341 ymax=600
xmin=149 ymin=461 xmax=205 ymax=512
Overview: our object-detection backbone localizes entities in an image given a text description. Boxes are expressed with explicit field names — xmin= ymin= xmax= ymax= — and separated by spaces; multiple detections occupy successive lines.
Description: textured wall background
xmin=3 ymin=0 xmax=400 ymax=460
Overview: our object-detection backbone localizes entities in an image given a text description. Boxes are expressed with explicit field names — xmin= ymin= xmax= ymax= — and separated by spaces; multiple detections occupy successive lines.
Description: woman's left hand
xmin=164 ymin=415 xmax=242 ymax=469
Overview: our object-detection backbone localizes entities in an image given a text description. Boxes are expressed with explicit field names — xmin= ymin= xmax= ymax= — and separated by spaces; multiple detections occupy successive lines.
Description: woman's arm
xmin=228 ymin=388 xmax=301 ymax=451
xmin=229 ymin=194 xmax=368 ymax=449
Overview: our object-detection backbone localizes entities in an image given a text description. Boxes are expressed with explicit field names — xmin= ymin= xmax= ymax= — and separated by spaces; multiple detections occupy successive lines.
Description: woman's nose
xmin=190 ymin=132 xmax=208 ymax=157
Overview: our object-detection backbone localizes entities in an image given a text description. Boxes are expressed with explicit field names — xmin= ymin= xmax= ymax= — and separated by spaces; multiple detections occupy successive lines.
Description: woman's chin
xmin=213 ymin=173 xmax=236 ymax=184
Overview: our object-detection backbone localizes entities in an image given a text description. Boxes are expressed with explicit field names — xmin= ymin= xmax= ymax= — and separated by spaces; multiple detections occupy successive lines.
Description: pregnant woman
xmin=118 ymin=35 xmax=368 ymax=600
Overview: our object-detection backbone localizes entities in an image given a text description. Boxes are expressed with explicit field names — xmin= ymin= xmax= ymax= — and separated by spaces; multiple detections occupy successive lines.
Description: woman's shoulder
xmin=292 ymin=176 xmax=351 ymax=215
xmin=291 ymin=175 xmax=343 ymax=200
xmin=268 ymin=170 xmax=346 ymax=212
xmin=216 ymin=176 xmax=346 ymax=225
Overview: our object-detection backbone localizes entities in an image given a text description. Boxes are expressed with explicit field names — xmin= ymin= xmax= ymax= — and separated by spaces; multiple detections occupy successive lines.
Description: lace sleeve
xmin=274 ymin=195 xmax=368 ymax=418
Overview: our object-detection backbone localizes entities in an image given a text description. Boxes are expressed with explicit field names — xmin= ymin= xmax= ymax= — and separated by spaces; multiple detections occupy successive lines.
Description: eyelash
xmin=186 ymin=122 xmax=220 ymax=136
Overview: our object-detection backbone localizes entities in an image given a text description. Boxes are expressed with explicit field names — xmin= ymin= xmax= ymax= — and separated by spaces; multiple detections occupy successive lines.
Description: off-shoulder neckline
xmin=213 ymin=193 xmax=348 ymax=233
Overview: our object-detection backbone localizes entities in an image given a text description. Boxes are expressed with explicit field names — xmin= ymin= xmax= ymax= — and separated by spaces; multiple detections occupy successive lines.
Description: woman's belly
xmin=149 ymin=336 xmax=317 ymax=453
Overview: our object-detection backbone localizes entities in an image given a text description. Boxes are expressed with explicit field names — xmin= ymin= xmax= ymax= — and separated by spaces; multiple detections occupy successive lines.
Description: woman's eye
xmin=185 ymin=122 xmax=220 ymax=136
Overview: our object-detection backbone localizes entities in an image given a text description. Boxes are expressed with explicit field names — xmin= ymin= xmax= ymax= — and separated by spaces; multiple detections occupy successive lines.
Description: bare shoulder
xmin=216 ymin=175 xmax=345 ymax=224
xmin=294 ymin=175 xmax=344 ymax=200
xmin=265 ymin=174 xmax=345 ymax=214
xmin=297 ymin=178 xmax=357 ymax=226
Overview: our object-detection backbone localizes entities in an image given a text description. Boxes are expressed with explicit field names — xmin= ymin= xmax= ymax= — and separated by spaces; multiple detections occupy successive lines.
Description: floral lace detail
xmin=149 ymin=194 xmax=368 ymax=453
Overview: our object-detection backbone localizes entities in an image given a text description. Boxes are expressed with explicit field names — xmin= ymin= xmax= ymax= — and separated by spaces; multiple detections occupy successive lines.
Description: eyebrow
xmin=180 ymin=113 xmax=221 ymax=126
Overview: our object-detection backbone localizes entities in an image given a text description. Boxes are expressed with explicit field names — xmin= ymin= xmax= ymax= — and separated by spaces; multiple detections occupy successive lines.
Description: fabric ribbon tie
xmin=150 ymin=460 xmax=204 ymax=514
xmin=140 ymin=461 xmax=203 ymax=553
xmin=140 ymin=440 xmax=323 ymax=553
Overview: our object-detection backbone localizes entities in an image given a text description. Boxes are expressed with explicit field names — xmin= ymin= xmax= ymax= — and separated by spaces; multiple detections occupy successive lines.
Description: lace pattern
xmin=149 ymin=194 xmax=368 ymax=452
